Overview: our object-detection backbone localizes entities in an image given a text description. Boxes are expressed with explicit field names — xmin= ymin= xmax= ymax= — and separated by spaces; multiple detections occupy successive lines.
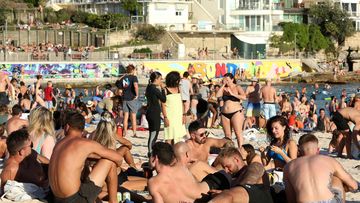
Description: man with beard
xmin=186 ymin=121 xmax=232 ymax=163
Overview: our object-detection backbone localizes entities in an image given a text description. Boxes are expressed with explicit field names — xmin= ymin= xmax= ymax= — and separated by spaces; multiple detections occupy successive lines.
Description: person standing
xmin=180 ymin=71 xmax=192 ymax=116
xmin=245 ymin=77 xmax=261 ymax=128
xmin=145 ymin=72 xmax=166 ymax=157
xmin=0 ymin=71 xmax=11 ymax=106
xmin=116 ymin=65 xmax=139 ymax=137
xmin=260 ymin=79 xmax=277 ymax=121
xmin=162 ymin=71 xmax=187 ymax=145
xmin=44 ymin=81 xmax=54 ymax=110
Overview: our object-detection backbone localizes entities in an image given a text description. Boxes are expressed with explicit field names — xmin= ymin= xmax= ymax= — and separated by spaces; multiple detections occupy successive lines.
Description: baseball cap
xmin=250 ymin=77 xmax=258 ymax=82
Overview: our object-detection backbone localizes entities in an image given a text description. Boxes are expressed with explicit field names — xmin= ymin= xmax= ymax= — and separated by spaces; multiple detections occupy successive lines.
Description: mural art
xmin=140 ymin=60 xmax=302 ymax=80
xmin=0 ymin=63 xmax=120 ymax=79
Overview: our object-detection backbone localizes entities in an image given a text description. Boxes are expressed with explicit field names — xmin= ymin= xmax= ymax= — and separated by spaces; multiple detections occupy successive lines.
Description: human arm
xmin=228 ymin=86 xmax=247 ymax=101
xmin=216 ymin=84 xmax=225 ymax=98
xmin=207 ymin=138 xmax=231 ymax=149
xmin=332 ymin=157 xmax=358 ymax=192
xmin=88 ymin=140 xmax=123 ymax=167
xmin=161 ymin=97 xmax=169 ymax=127
xmin=134 ymin=82 xmax=139 ymax=100
xmin=154 ymin=87 xmax=166 ymax=103
xmin=148 ymin=178 xmax=165 ymax=203
xmin=259 ymin=147 xmax=271 ymax=166
xmin=284 ymin=164 xmax=297 ymax=203
xmin=270 ymin=140 xmax=298 ymax=163
xmin=0 ymin=165 xmax=18 ymax=192
xmin=117 ymin=136 xmax=132 ymax=150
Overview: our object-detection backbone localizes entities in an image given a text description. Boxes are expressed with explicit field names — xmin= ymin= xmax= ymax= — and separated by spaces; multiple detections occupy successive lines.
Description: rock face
xmin=283 ymin=72 xmax=360 ymax=84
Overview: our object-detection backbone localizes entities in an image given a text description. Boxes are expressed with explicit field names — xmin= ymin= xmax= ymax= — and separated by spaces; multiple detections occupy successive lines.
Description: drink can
xmin=123 ymin=192 xmax=131 ymax=201
xmin=117 ymin=192 xmax=122 ymax=202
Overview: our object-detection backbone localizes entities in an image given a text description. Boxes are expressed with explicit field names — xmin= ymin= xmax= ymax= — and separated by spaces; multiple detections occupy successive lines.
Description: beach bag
xmin=1 ymin=180 xmax=48 ymax=201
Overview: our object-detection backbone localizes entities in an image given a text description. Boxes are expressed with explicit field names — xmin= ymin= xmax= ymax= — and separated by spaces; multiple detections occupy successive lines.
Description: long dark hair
xmin=266 ymin=115 xmax=291 ymax=145
xmin=165 ymin=71 xmax=181 ymax=88
xmin=149 ymin=71 xmax=162 ymax=85
xmin=242 ymin=144 xmax=256 ymax=164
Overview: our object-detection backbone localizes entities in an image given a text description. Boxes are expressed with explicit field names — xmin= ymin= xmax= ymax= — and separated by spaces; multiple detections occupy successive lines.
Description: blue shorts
xmin=246 ymin=102 xmax=261 ymax=117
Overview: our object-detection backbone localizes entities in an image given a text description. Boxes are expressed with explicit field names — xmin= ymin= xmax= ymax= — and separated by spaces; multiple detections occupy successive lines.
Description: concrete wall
xmin=345 ymin=32 xmax=360 ymax=49
xmin=178 ymin=32 xmax=231 ymax=55
xmin=148 ymin=2 xmax=189 ymax=28
xmin=109 ymin=31 xmax=132 ymax=46
xmin=1 ymin=30 xmax=105 ymax=47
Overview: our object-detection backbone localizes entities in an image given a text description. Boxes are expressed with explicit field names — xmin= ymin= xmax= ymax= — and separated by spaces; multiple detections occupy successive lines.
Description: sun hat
xmin=65 ymin=84 xmax=72 ymax=89
xmin=86 ymin=100 xmax=94 ymax=108
xmin=250 ymin=77 xmax=259 ymax=82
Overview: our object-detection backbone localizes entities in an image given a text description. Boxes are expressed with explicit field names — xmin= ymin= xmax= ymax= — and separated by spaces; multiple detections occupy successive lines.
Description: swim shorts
xmin=240 ymin=184 xmax=273 ymax=203
xmin=123 ymin=99 xmax=138 ymax=113
xmin=0 ymin=92 xmax=9 ymax=106
xmin=54 ymin=177 xmax=102 ymax=203
xmin=331 ymin=111 xmax=350 ymax=131
xmin=246 ymin=102 xmax=261 ymax=117
xmin=263 ymin=103 xmax=276 ymax=120
xmin=310 ymin=187 xmax=342 ymax=203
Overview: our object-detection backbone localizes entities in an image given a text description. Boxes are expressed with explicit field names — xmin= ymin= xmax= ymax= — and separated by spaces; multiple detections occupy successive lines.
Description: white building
xmin=143 ymin=0 xmax=192 ymax=30
xmin=335 ymin=0 xmax=360 ymax=31
xmin=48 ymin=0 xmax=126 ymax=15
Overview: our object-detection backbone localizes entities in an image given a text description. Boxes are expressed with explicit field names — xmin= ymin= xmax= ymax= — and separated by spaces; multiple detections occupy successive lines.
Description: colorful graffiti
xmin=141 ymin=60 xmax=302 ymax=80
xmin=0 ymin=63 xmax=120 ymax=79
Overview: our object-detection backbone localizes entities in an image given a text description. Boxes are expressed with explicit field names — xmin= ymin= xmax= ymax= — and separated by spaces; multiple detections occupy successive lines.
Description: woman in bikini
xmin=260 ymin=115 xmax=298 ymax=170
xmin=216 ymin=73 xmax=246 ymax=149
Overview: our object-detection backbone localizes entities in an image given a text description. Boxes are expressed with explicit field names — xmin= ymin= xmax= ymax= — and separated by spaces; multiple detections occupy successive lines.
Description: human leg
xmin=263 ymin=104 xmax=270 ymax=121
xmin=232 ymin=111 xmax=245 ymax=149
xmin=209 ymin=104 xmax=218 ymax=127
xmin=221 ymin=115 xmax=232 ymax=139
xmin=130 ymin=112 xmax=137 ymax=137
xmin=123 ymin=112 xmax=129 ymax=137
xmin=148 ymin=131 xmax=159 ymax=157
xmin=211 ymin=186 xmax=249 ymax=203
xmin=89 ymin=159 xmax=116 ymax=188
xmin=105 ymin=163 xmax=118 ymax=203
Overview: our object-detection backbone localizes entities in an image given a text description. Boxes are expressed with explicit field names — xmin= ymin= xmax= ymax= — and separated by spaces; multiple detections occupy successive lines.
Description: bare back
xmin=149 ymin=165 xmax=209 ymax=203
xmin=285 ymin=155 xmax=351 ymax=202
xmin=338 ymin=107 xmax=360 ymax=125
xmin=261 ymin=85 xmax=276 ymax=103
xmin=6 ymin=117 xmax=28 ymax=135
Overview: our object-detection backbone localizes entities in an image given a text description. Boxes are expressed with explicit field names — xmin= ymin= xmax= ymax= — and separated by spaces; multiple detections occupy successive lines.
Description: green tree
xmin=134 ymin=25 xmax=165 ymax=41
xmin=281 ymin=22 xmax=309 ymax=50
xmin=122 ymin=0 xmax=142 ymax=16
xmin=0 ymin=9 xmax=6 ymax=26
xmin=309 ymin=1 xmax=354 ymax=46
xmin=308 ymin=24 xmax=329 ymax=52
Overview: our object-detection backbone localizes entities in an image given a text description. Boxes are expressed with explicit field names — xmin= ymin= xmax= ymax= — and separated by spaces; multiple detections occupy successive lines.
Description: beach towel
xmin=1 ymin=180 xmax=48 ymax=201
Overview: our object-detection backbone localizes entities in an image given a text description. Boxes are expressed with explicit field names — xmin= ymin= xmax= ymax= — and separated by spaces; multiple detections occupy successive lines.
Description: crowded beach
xmin=0 ymin=64 xmax=359 ymax=203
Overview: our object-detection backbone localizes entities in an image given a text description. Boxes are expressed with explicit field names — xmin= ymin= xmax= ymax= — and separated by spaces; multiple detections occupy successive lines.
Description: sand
xmin=0 ymin=129 xmax=358 ymax=202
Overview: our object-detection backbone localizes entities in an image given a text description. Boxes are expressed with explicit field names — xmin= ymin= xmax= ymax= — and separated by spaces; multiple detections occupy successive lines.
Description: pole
xmin=294 ymin=33 xmax=297 ymax=59
xmin=108 ymin=20 xmax=111 ymax=59
xmin=4 ymin=19 xmax=7 ymax=61
xmin=213 ymin=32 xmax=216 ymax=60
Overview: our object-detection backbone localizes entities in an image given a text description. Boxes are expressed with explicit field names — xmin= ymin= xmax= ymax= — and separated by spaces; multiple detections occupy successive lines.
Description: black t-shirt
xmin=118 ymin=75 xmax=138 ymax=101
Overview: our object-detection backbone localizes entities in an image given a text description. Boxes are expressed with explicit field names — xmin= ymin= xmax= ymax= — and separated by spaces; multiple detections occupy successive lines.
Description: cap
xmin=250 ymin=77 xmax=258 ymax=82
xmin=65 ymin=84 xmax=72 ymax=89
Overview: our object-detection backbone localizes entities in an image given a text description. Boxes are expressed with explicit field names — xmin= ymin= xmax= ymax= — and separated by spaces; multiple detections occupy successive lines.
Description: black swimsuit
xmin=221 ymin=94 xmax=242 ymax=119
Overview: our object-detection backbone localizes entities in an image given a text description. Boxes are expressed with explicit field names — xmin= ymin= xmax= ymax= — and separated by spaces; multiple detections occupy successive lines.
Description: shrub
xmin=133 ymin=47 xmax=152 ymax=53
xmin=134 ymin=25 xmax=165 ymax=41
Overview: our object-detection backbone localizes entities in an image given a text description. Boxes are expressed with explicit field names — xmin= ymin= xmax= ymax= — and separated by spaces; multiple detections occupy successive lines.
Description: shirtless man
xmin=245 ymin=77 xmax=261 ymax=127
xmin=0 ymin=71 xmax=11 ymax=106
xmin=148 ymin=142 xmax=232 ymax=203
xmin=1 ymin=129 xmax=49 ymax=191
xmin=260 ymin=79 xmax=277 ymax=120
xmin=211 ymin=147 xmax=273 ymax=203
xmin=174 ymin=141 xmax=217 ymax=181
xmin=331 ymin=94 xmax=360 ymax=158
xmin=49 ymin=112 xmax=123 ymax=203
xmin=6 ymin=104 xmax=28 ymax=135
xmin=185 ymin=120 xmax=232 ymax=162
xmin=284 ymin=134 xmax=358 ymax=203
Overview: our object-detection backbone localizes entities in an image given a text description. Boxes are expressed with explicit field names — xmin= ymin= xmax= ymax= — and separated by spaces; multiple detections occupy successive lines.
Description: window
xmin=176 ymin=11 xmax=182 ymax=16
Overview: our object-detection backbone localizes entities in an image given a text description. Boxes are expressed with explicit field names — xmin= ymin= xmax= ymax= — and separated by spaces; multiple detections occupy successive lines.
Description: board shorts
xmin=123 ymin=99 xmax=138 ymax=113
xmin=263 ymin=102 xmax=276 ymax=120
xmin=240 ymin=184 xmax=273 ymax=203
xmin=331 ymin=111 xmax=350 ymax=131
xmin=246 ymin=102 xmax=261 ymax=117
xmin=53 ymin=177 xmax=102 ymax=203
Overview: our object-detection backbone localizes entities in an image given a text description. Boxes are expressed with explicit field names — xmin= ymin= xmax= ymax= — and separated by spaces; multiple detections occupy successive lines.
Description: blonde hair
xmin=92 ymin=111 xmax=117 ymax=149
xmin=28 ymin=107 xmax=55 ymax=138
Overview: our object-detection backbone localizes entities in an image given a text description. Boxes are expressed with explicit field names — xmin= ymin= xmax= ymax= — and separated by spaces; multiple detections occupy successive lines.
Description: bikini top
xmin=34 ymin=133 xmax=46 ymax=155
xmin=222 ymin=94 xmax=240 ymax=102
xmin=267 ymin=146 xmax=288 ymax=164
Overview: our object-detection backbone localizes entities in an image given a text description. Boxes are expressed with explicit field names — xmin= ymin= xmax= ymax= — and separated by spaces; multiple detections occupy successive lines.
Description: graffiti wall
xmin=141 ymin=60 xmax=302 ymax=80
xmin=0 ymin=63 xmax=120 ymax=79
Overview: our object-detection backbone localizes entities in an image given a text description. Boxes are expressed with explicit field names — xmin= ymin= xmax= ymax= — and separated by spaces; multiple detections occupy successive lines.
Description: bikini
xmin=267 ymin=146 xmax=288 ymax=164
xmin=221 ymin=95 xmax=243 ymax=119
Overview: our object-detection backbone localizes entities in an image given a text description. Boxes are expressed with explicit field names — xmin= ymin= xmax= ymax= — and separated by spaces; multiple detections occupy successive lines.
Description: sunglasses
xmin=199 ymin=131 xmax=210 ymax=138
